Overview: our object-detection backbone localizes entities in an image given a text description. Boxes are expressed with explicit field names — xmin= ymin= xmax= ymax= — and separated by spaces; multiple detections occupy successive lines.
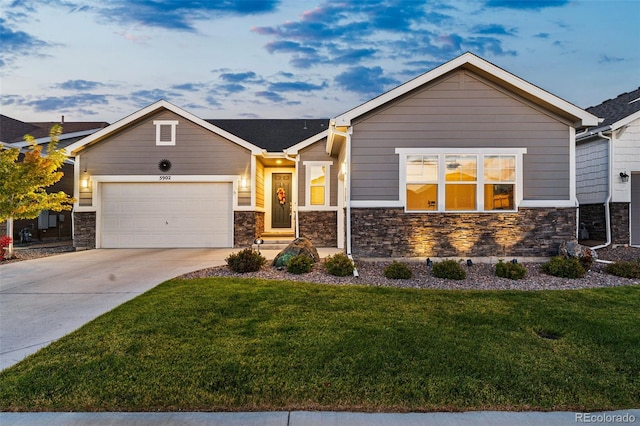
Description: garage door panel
xmin=100 ymin=182 xmax=233 ymax=248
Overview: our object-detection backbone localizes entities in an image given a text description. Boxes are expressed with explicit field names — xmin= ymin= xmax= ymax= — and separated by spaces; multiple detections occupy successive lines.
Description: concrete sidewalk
xmin=1 ymin=410 xmax=638 ymax=425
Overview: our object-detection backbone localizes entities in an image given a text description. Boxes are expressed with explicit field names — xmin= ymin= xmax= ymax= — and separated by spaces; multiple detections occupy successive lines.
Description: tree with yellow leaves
xmin=0 ymin=125 xmax=74 ymax=258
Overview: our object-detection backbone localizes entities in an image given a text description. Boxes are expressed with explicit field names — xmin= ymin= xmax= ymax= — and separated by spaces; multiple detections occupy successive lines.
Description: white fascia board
xmin=66 ymin=100 xmax=263 ymax=155
xmin=90 ymin=174 xmax=240 ymax=183
xmin=285 ymin=129 xmax=328 ymax=155
xmin=611 ymin=109 xmax=640 ymax=130
xmin=333 ymin=52 xmax=599 ymax=127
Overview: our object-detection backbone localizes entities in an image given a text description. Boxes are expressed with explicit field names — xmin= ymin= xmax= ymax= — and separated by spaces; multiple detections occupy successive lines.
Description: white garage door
xmin=100 ymin=182 xmax=233 ymax=248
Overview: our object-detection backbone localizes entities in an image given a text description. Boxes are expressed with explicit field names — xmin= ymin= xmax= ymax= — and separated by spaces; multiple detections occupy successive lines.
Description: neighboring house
xmin=67 ymin=53 xmax=598 ymax=258
xmin=576 ymin=87 xmax=640 ymax=247
xmin=0 ymin=115 xmax=108 ymax=242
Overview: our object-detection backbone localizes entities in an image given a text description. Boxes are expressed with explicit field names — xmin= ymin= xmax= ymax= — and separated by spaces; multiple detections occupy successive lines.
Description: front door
xmin=272 ymin=173 xmax=292 ymax=229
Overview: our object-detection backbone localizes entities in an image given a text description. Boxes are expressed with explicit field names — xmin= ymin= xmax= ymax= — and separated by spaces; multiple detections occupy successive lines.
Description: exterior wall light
xmin=620 ymin=172 xmax=629 ymax=183
xmin=241 ymin=177 xmax=248 ymax=189
xmin=254 ymin=238 xmax=264 ymax=254
xmin=81 ymin=178 xmax=89 ymax=188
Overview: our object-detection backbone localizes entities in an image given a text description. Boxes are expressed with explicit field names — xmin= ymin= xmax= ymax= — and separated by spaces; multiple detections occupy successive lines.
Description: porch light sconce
xmin=254 ymin=238 xmax=264 ymax=254
xmin=620 ymin=172 xmax=629 ymax=183
xmin=241 ymin=177 xmax=248 ymax=189
xmin=81 ymin=178 xmax=89 ymax=188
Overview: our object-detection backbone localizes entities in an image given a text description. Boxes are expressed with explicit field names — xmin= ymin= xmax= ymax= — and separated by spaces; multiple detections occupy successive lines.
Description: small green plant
xmin=541 ymin=256 xmax=586 ymax=279
xmin=495 ymin=260 xmax=527 ymax=280
xmin=432 ymin=259 xmax=466 ymax=280
xmin=225 ymin=248 xmax=266 ymax=273
xmin=324 ymin=253 xmax=355 ymax=277
xmin=286 ymin=254 xmax=314 ymax=274
xmin=383 ymin=261 xmax=413 ymax=279
xmin=605 ymin=259 xmax=640 ymax=279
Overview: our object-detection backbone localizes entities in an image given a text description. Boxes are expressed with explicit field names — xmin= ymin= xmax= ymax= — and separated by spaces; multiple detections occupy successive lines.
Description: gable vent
xmin=153 ymin=120 xmax=179 ymax=146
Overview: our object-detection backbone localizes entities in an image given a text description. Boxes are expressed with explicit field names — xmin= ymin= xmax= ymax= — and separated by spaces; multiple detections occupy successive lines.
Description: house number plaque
xmin=159 ymin=175 xmax=171 ymax=180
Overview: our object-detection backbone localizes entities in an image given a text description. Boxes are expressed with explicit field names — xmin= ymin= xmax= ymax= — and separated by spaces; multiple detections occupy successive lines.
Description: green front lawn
xmin=1 ymin=279 xmax=638 ymax=412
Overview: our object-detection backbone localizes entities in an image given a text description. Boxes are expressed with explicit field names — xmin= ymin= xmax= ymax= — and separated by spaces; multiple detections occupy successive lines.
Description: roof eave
xmin=284 ymin=130 xmax=328 ymax=155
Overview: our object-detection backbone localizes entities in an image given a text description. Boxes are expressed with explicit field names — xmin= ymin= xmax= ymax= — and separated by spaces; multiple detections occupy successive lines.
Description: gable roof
xmin=208 ymin=119 xmax=328 ymax=152
xmin=585 ymin=87 xmax=640 ymax=129
xmin=332 ymin=52 xmax=599 ymax=128
xmin=66 ymin=100 xmax=265 ymax=156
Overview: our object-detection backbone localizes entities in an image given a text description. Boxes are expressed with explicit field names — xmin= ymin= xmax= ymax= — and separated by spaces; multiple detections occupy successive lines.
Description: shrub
xmin=225 ymin=248 xmax=266 ymax=273
xmin=324 ymin=253 xmax=355 ymax=277
xmin=495 ymin=260 xmax=527 ymax=280
xmin=540 ymin=256 xmax=586 ymax=279
xmin=605 ymin=259 xmax=640 ymax=279
xmin=432 ymin=259 xmax=466 ymax=280
xmin=286 ymin=254 xmax=314 ymax=274
xmin=0 ymin=236 xmax=12 ymax=261
xmin=383 ymin=261 xmax=413 ymax=279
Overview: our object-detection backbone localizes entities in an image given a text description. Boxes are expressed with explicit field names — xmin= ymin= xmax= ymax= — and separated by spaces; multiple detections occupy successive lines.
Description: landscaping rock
xmin=273 ymin=238 xmax=320 ymax=268
xmin=559 ymin=240 xmax=597 ymax=264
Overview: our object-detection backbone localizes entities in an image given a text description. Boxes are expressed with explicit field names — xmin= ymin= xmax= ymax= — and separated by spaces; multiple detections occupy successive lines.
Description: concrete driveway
xmin=0 ymin=248 xmax=244 ymax=371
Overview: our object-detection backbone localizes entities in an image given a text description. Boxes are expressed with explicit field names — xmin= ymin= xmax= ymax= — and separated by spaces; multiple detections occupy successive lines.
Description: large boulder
xmin=273 ymin=237 xmax=320 ymax=268
xmin=559 ymin=240 xmax=597 ymax=267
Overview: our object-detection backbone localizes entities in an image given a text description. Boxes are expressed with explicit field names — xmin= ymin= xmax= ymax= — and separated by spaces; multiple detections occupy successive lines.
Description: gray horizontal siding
xmin=81 ymin=110 xmax=252 ymax=177
xmin=576 ymin=138 xmax=609 ymax=204
xmin=350 ymin=69 xmax=571 ymax=202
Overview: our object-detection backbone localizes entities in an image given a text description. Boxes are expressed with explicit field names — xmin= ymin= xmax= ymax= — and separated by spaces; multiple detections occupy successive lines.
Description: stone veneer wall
xmin=578 ymin=202 xmax=630 ymax=245
xmin=579 ymin=203 xmax=606 ymax=241
xmin=610 ymin=202 xmax=630 ymax=246
xmin=234 ymin=211 xmax=264 ymax=248
xmin=73 ymin=212 xmax=96 ymax=249
xmin=299 ymin=211 xmax=337 ymax=247
xmin=350 ymin=207 xmax=577 ymax=258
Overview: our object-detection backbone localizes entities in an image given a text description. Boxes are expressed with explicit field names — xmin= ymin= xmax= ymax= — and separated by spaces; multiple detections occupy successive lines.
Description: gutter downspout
xmin=283 ymin=151 xmax=299 ymax=239
xmin=591 ymin=131 xmax=612 ymax=251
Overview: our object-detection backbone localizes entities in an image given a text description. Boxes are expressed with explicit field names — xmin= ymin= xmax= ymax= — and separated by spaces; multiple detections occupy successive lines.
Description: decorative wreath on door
xmin=276 ymin=187 xmax=286 ymax=205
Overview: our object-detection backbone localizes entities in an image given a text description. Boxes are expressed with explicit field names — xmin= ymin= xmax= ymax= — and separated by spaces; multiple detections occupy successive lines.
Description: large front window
xmin=397 ymin=148 xmax=525 ymax=212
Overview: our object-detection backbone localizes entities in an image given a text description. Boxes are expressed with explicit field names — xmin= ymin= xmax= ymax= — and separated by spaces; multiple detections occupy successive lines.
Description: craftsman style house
xmin=66 ymin=53 xmax=598 ymax=258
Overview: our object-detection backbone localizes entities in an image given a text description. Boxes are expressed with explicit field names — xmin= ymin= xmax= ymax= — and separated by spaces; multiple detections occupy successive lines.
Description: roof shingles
xmin=586 ymin=87 xmax=640 ymax=128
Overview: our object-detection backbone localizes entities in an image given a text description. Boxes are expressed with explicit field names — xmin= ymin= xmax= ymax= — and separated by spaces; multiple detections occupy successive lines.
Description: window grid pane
xmin=406 ymin=155 xmax=438 ymax=182
xmin=484 ymin=155 xmax=515 ymax=182
xmin=445 ymin=155 xmax=477 ymax=182
xmin=309 ymin=165 xmax=326 ymax=206
xmin=407 ymin=184 xmax=438 ymax=211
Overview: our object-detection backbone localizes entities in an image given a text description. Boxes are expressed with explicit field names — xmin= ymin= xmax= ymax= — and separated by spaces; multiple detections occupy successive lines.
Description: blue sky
xmin=1 ymin=0 xmax=638 ymax=123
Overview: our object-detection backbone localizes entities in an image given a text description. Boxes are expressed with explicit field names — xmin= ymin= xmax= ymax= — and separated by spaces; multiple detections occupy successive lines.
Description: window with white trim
xmin=397 ymin=148 xmax=525 ymax=212
xmin=303 ymin=161 xmax=332 ymax=207
xmin=153 ymin=120 xmax=178 ymax=146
